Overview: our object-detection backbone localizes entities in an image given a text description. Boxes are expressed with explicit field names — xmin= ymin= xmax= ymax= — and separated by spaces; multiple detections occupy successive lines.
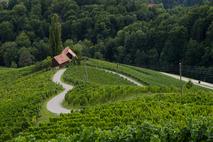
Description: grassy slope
xmin=63 ymin=64 xmax=136 ymax=108
xmin=64 ymin=59 xmax=211 ymax=108
xmin=86 ymin=59 xmax=184 ymax=87
xmin=9 ymin=59 xmax=213 ymax=141
xmin=16 ymin=92 xmax=213 ymax=141
xmin=66 ymin=85 xmax=180 ymax=108
xmin=86 ymin=59 xmax=210 ymax=91
xmin=0 ymin=67 xmax=62 ymax=141
xmin=63 ymin=64 xmax=134 ymax=85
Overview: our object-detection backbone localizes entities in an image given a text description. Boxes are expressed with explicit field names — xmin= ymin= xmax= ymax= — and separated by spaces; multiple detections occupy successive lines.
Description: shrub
xmin=33 ymin=56 xmax=52 ymax=72
xmin=186 ymin=81 xmax=193 ymax=89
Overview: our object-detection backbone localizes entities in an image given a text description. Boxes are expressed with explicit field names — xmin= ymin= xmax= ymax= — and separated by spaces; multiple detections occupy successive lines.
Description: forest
xmin=0 ymin=0 xmax=212 ymax=70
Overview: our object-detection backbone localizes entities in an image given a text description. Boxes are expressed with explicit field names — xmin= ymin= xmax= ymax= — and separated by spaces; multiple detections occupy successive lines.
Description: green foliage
xmin=10 ymin=61 xmax=17 ymax=68
xmin=0 ymin=0 xmax=211 ymax=69
xmin=161 ymin=0 xmax=207 ymax=8
xmin=63 ymin=64 xmax=133 ymax=85
xmin=16 ymin=32 xmax=31 ymax=48
xmin=0 ymin=0 xmax=212 ymax=141
xmin=1 ymin=42 xmax=18 ymax=67
xmin=102 ymin=5 xmax=212 ymax=67
xmin=0 ymin=21 xmax=14 ymax=41
xmin=86 ymin=59 xmax=183 ymax=87
xmin=65 ymin=84 xmax=177 ymax=107
xmin=49 ymin=14 xmax=62 ymax=56
xmin=33 ymin=56 xmax=52 ymax=72
xmin=10 ymin=58 xmax=211 ymax=141
xmin=18 ymin=47 xmax=34 ymax=67
xmin=186 ymin=81 xmax=193 ymax=89
xmin=33 ymin=40 xmax=50 ymax=61
xmin=0 ymin=58 xmax=211 ymax=141
xmin=14 ymin=90 xmax=213 ymax=141
xmin=0 ymin=67 xmax=62 ymax=141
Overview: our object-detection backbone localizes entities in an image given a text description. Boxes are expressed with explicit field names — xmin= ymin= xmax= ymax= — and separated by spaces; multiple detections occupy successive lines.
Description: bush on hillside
xmin=186 ymin=81 xmax=193 ymax=89
xmin=33 ymin=57 xmax=52 ymax=72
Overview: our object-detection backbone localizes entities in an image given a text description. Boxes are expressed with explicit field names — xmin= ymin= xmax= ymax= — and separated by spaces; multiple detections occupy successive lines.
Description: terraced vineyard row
xmin=15 ymin=91 xmax=213 ymax=141
xmin=0 ymin=68 xmax=62 ymax=141
xmin=85 ymin=59 xmax=186 ymax=87
xmin=65 ymin=84 xmax=178 ymax=108
xmin=63 ymin=64 xmax=134 ymax=85
xmin=6 ymin=59 xmax=212 ymax=142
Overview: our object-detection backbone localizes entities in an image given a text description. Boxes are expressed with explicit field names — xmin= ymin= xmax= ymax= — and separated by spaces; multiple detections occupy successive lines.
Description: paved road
xmin=103 ymin=69 xmax=143 ymax=86
xmin=161 ymin=72 xmax=213 ymax=90
xmin=47 ymin=68 xmax=143 ymax=115
xmin=47 ymin=69 xmax=73 ymax=115
xmin=47 ymin=68 xmax=212 ymax=115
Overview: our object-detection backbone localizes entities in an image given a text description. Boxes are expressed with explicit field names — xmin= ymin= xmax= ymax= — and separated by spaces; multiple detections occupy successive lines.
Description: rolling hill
xmin=0 ymin=0 xmax=212 ymax=141
xmin=0 ymin=67 xmax=62 ymax=141
xmin=0 ymin=58 xmax=211 ymax=141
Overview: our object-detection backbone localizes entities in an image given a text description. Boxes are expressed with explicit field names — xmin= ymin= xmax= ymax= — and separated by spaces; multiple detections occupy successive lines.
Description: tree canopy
xmin=0 ymin=0 xmax=212 ymax=68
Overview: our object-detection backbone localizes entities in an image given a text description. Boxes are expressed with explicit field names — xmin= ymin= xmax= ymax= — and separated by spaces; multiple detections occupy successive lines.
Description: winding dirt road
xmin=47 ymin=68 xmax=143 ymax=115
xmin=47 ymin=69 xmax=73 ymax=115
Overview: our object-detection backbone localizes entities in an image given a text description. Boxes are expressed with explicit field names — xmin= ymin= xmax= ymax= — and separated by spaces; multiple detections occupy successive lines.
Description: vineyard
xmin=0 ymin=0 xmax=212 ymax=140
xmin=0 ymin=58 xmax=212 ymax=142
xmin=85 ymin=59 xmax=185 ymax=87
xmin=63 ymin=64 xmax=133 ymax=85
xmin=11 ymin=59 xmax=212 ymax=142
xmin=65 ymin=84 xmax=179 ymax=108
xmin=15 ymin=91 xmax=213 ymax=141
xmin=0 ymin=67 xmax=62 ymax=141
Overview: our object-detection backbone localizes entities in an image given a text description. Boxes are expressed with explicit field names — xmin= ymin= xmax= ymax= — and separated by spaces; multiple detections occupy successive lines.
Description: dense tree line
xmin=0 ymin=0 xmax=212 ymax=69
xmin=100 ymin=5 xmax=213 ymax=67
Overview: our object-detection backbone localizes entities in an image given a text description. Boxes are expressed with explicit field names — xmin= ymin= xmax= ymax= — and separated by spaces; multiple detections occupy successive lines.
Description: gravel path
xmin=47 ymin=68 xmax=143 ymax=115
xmin=47 ymin=69 xmax=73 ymax=115
xmin=161 ymin=72 xmax=213 ymax=90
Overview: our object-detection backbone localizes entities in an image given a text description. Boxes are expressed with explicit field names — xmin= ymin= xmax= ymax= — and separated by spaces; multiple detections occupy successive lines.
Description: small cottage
xmin=52 ymin=47 xmax=77 ymax=67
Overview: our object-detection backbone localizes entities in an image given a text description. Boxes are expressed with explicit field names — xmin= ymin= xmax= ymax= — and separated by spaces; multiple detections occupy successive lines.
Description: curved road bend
xmin=47 ymin=68 xmax=143 ymax=115
xmin=47 ymin=69 xmax=73 ymax=115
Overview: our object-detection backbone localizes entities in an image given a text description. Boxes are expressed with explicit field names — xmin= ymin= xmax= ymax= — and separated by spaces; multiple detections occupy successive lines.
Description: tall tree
xmin=2 ymin=42 xmax=18 ymax=67
xmin=18 ymin=47 xmax=34 ymax=67
xmin=16 ymin=32 xmax=31 ymax=48
xmin=0 ymin=21 xmax=14 ymax=41
xmin=49 ymin=14 xmax=62 ymax=56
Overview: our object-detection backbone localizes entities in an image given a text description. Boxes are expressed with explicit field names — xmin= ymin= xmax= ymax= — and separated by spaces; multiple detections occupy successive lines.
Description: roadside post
xmin=179 ymin=62 xmax=183 ymax=96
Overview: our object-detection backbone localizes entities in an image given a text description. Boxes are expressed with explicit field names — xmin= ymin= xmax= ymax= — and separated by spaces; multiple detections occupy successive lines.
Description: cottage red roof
xmin=53 ymin=54 xmax=70 ymax=65
xmin=62 ymin=47 xmax=77 ymax=58
xmin=52 ymin=47 xmax=77 ymax=67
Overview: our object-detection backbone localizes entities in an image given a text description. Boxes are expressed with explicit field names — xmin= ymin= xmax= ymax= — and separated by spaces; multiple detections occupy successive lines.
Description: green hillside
xmin=9 ymin=59 xmax=212 ymax=142
xmin=16 ymin=92 xmax=213 ymax=141
xmin=86 ymin=59 xmax=184 ymax=87
xmin=63 ymin=64 xmax=133 ymax=85
xmin=0 ymin=0 xmax=212 ymax=141
xmin=0 ymin=67 xmax=62 ymax=141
